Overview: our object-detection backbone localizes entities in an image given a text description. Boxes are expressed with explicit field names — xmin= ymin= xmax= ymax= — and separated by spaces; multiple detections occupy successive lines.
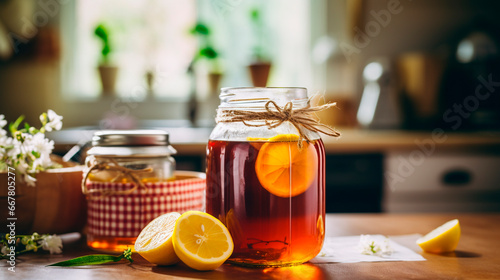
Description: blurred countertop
xmin=48 ymin=127 xmax=500 ymax=156
xmin=320 ymin=129 xmax=500 ymax=154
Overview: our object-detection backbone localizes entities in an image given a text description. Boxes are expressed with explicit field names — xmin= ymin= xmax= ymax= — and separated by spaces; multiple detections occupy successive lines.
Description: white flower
xmin=0 ymin=136 xmax=8 ymax=156
xmin=17 ymin=159 xmax=36 ymax=186
xmin=14 ymin=134 xmax=31 ymax=158
xmin=0 ymin=134 xmax=12 ymax=145
xmin=0 ymin=110 xmax=63 ymax=180
xmin=40 ymin=234 xmax=63 ymax=254
xmin=29 ymin=133 xmax=54 ymax=168
xmin=1 ymin=245 xmax=9 ymax=255
xmin=15 ymin=158 xmax=29 ymax=173
xmin=31 ymin=133 xmax=54 ymax=155
xmin=0 ymin=114 xmax=6 ymax=128
xmin=4 ymin=137 xmax=18 ymax=158
xmin=23 ymin=173 xmax=37 ymax=186
xmin=43 ymin=110 xmax=63 ymax=132
xmin=358 ymin=235 xmax=393 ymax=256
xmin=0 ymin=115 xmax=7 ymax=139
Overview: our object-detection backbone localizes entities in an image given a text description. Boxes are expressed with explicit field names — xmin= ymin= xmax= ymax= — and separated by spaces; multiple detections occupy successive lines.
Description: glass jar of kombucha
xmin=84 ymin=130 xmax=176 ymax=252
xmin=206 ymin=87 xmax=326 ymax=267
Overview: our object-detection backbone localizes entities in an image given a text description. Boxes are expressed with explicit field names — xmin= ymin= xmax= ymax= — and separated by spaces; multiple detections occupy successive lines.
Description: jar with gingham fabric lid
xmin=83 ymin=130 xmax=206 ymax=252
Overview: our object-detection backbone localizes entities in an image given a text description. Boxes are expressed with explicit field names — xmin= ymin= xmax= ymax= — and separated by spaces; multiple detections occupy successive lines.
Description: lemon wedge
xmin=416 ymin=219 xmax=461 ymax=253
xmin=134 ymin=212 xmax=180 ymax=266
xmin=172 ymin=211 xmax=234 ymax=271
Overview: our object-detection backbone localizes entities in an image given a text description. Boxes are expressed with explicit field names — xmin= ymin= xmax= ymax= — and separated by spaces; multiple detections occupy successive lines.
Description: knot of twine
xmin=216 ymin=100 xmax=341 ymax=147
xmin=82 ymin=158 xmax=153 ymax=198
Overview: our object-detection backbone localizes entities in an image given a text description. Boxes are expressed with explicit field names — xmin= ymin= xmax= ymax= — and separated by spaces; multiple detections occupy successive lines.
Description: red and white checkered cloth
xmin=86 ymin=177 xmax=205 ymax=237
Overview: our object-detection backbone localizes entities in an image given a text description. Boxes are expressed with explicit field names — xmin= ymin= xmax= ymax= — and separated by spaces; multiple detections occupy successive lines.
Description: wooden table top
xmin=3 ymin=213 xmax=500 ymax=280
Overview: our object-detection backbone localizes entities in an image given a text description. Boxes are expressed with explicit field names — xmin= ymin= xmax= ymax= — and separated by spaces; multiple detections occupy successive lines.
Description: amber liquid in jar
xmin=206 ymin=138 xmax=325 ymax=267
xmin=87 ymin=236 xmax=138 ymax=253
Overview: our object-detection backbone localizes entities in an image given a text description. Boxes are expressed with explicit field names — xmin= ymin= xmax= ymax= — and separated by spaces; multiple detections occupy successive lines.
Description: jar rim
xmin=87 ymin=146 xmax=177 ymax=156
xmin=91 ymin=130 xmax=170 ymax=147
xmin=219 ymin=87 xmax=309 ymax=110
xmin=221 ymin=86 xmax=307 ymax=91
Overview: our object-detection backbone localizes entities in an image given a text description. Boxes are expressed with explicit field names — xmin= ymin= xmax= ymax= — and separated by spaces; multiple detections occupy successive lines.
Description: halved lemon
xmin=416 ymin=219 xmax=461 ymax=253
xmin=255 ymin=134 xmax=317 ymax=197
xmin=134 ymin=212 xmax=180 ymax=265
xmin=172 ymin=211 xmax=234 ymax=271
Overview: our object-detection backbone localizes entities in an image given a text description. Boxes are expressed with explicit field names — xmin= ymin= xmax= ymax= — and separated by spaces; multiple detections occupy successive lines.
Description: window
xmin=61 ymin=0 xmax=311 ymax=101
xmin=61 ymin=0 xmax=197 ymax=100
xmin=197 ymin=0 xmax=311 ymax=90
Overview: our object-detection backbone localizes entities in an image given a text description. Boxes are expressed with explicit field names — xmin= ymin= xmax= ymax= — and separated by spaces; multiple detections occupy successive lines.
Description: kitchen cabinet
xmin=384 ymin=151 xmax=500 ymax=212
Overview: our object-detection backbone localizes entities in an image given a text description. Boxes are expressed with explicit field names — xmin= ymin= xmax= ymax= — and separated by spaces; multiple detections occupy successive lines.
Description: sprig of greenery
xmin=190 ymin=22 xmax=219 ymax=61
xmin=0 ymin=233 xmax=63 ymax=258
xmin=249 ymin=6 xmax=269 ymax=62
xmin=94 ymin=24 xmax=112 ymax=64
xmin=48 ymin=248 xmax=133 ymax=267
xmin=0 ymin=110 xmax=63 ymax=185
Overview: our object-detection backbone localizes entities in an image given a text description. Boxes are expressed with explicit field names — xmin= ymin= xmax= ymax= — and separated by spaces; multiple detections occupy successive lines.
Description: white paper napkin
xmin=310 ymin=234 xmax=426 ymax=263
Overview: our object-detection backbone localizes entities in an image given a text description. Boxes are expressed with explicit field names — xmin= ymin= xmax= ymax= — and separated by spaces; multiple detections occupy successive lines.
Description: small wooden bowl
xmin=0 ymin=166 xmax=86 ymax=234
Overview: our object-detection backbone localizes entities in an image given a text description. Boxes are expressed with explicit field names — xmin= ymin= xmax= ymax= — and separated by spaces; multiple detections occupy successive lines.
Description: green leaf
xmin=250 ymin=8 xmax=260 ymax=21
xmin=48 ymin=248 xmax=133 ymax=267
xmin=9 ymin=115 xmax=24 ymax=134
xmin=200 ymin=46 xmax=218 ymax=59
xmin=190 ymin=23 xmax=210 ymax=35
xmin=94 ymin=24 xmax=109 ymax=42
xmin=101 ymin=44 xmax=111 ymax=57
xmin=48 ymin=255 xmax=121 ymax=267
xmin=94 ymin=23 xmax=112 ymax=61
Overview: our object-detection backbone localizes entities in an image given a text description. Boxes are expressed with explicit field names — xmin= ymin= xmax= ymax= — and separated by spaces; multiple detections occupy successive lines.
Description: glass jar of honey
xmin=84 ymin=130 xmax=177 ymax=252
xmin=206 ymin=87 xmax=328 ymax=267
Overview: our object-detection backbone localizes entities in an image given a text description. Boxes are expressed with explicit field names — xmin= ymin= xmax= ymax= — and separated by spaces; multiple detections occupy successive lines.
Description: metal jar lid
xmin=87 ymin=130 xmax=177 ymax=156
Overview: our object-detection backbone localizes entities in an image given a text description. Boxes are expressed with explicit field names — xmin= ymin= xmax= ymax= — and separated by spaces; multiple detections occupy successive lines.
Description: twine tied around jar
xmin=216 ymin=100 xmax=341 ymax=147
xmin=81 ymin=157 xmax=153 ymax=197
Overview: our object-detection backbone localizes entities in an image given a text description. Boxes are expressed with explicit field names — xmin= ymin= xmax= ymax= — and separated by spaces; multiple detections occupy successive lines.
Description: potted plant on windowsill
xmin=248 ymin=7 xmax=272 ymax=87
xmin=190 ymin=22 xmax=223 ymax=95
xmin=0 ymin=111 xmax=86 ymax=234
xmin=94 ymin=23 xmax=118 ymax=96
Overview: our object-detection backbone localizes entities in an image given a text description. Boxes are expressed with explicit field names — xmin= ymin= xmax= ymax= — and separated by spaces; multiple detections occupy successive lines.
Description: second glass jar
xmin=84 ymin=130 xmax=176 ymax=252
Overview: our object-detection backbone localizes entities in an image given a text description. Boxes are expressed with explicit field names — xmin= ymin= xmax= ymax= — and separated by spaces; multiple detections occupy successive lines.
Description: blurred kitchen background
xmin=1 ymin=0 xmax=499 ymax=213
